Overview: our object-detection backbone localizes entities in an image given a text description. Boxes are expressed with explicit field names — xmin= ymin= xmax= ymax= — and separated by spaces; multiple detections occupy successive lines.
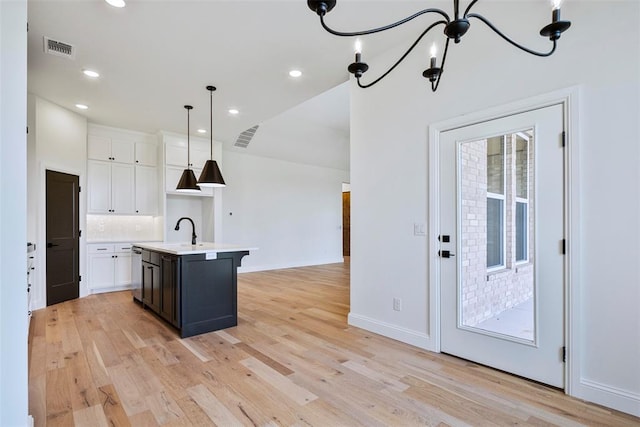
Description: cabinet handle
xmin=97 ymin=248 xmax=107 ymax=251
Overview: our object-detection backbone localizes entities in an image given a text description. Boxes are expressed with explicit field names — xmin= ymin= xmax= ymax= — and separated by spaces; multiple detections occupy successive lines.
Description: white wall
xmin=349 ymin=1 xmax=639 ymax=416
xmin=223 ymin=150 xmax=349 ymax=272
xmin=0 ymin=0 xmax=29 ymax=424
xmin=28 ymin=96 xmax=88 ymax=310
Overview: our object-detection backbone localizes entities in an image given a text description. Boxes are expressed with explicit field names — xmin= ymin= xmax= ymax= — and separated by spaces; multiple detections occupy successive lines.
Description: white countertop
xmin=133 ymin=242 xmax=258 ymax=256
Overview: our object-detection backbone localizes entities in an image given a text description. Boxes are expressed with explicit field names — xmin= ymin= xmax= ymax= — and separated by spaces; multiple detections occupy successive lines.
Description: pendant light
xmin=197 ymin=85 xmax=226 ymax=187
xmin=176 ymin=105 xmax=201 ymax=193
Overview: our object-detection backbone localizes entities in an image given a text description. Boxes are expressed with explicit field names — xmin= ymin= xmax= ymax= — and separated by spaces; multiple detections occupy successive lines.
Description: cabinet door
xmin=88 ymin=135 xmax=112 ymax=161
xmin=135 ymin=142 xmax=157 ymax=166
xmin=160 ymin=255 xmax=179 ymax=325
xmin=87 ymin=160 xmax=112 ymax=213
xmin=89 ymin=253 xmax=115 ymax=290
xmin=111 ymin=163 xmax=135 ymax=214
xmin=191 ymin=145 xmax=211 ymax=169
xmin=165 ymin=144 xmax=188 ymax=167
xmin=151 ymin=264 xmax=161 ymax=312
xmin=114 ymin=252 xmax=132 ymax=287
xmin=135 ymin=165 xmax=158 ymax=214
xmin=142 ymin=261 xmax=160 ymax=311
xmin=111 ymin=139 xmax=135 ymax=164
xmin=142 ymin=261 xmax=153 ymax=307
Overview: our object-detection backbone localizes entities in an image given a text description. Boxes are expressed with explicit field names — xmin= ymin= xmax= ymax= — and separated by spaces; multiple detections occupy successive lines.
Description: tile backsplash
xmin=87 ymin=215 xmax=162 ymax=242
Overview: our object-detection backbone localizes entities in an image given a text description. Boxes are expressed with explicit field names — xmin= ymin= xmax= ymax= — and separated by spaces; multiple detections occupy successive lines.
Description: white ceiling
xmin=27 ymin=0 xmax=448 ymax=167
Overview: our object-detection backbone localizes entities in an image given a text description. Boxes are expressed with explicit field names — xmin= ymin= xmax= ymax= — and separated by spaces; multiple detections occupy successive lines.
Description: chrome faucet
xmin=174 ymin=217 xmax=197 ymax=245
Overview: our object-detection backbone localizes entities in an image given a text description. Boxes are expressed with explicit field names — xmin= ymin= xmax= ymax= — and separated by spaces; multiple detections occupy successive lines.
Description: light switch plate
xmin=413 ymin=223 xmax=426 ymax=236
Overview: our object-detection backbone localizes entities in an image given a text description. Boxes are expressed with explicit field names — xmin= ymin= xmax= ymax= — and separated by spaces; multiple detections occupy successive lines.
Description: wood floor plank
xmin=186 ymin=384 xmax=245 ymax=426
xmin=72 ymin=404 xmax=110 ymax=427
xmin=28 ymin=261 xmax=639 ymax=426
xmin=240 ymin=356 xmax=318 ymax=406
xmin=65 ymin=350 xmax=102 ymax=412
xmin=176 ymin=337 xmax=211 ymax=363
xmin=97 ymin=384 xmax=132 ymax=427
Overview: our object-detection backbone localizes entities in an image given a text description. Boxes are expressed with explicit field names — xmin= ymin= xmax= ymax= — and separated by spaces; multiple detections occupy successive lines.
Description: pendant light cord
xmin=210 ymin=89 xmax=213 ymax=160
xmin=186 ymin=106 xmax=191 ymax=169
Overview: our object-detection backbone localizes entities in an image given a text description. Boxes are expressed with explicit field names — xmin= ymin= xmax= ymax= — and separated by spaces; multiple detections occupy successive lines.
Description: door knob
xmin=438 ymin=250 xmax=455 ymax=258
xmin=46 ymin=243 xmax=59 ymax=248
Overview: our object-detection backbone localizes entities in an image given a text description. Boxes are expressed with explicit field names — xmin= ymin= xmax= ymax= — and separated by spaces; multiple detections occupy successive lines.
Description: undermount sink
xmin=180 ymin=243 xmax=204 ymax=247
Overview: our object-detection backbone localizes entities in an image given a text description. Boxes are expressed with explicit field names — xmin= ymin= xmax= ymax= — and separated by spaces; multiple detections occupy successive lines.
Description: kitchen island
xmin=133 ymin=242 xmax=256 ymax=338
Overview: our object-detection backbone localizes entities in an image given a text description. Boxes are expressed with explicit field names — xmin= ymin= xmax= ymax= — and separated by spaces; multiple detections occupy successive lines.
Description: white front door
xmin=439 ymin=104 xmax=565 ymax=388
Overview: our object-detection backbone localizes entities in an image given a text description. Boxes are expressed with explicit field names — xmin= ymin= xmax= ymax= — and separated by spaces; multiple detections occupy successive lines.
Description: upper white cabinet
xmin=88 ymin=135 xmax=135 ymax=164
xmin=165 ymin=142 xmax=209 ymax=169
xmin=88 ymin=161 xmax=135 ymax=214
xmin=135 ymin=165 xmax=158 ymax=214
xmin=163 ymin=133 xmax=216 ymax=197
xmin=87 ymin=125 xmax=159 ymax=215
xmin=135 ymin=142 xmax=157 ymax=166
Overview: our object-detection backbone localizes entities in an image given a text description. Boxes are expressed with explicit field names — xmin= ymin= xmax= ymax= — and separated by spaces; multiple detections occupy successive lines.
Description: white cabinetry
xmin=135 ymin=142 xmax=157 ymax=166
xmin=135 ymin=165 xmax=158 ymax=214
xmin=88 ymin=243 xmax=133 ymax=293
xmin=88 ymin=161 xmax=135 ymax=214
xmin=164 ymin=139 xmax=213 ymax=196
xmin=88 ymin=135 xmax=135 ymax=164
xmin=87 ymin=127 xmax=159 ymax=215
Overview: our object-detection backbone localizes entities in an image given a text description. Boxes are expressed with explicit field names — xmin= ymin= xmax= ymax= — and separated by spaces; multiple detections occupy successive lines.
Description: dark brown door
xmin=342 ymin=191 xmax=350 ymax=256
xmin=46 ymin=170 xmax=80 ymax=306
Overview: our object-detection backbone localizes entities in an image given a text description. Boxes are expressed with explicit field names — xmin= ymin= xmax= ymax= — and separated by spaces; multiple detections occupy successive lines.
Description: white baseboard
xmin=575 ymin=378 xmax=640 ymax=417
xmin=347 ymin=312 xmax=435 ymax=351
xmin=238 ymin=258 xmax=345 ymax=274
xmin=28 ymin=415 xmax=34 ymax=427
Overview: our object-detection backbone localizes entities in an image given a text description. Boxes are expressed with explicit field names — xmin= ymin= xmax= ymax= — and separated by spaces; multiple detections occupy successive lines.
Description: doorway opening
xmin=342 ymin=183 xmax=351 ymax=258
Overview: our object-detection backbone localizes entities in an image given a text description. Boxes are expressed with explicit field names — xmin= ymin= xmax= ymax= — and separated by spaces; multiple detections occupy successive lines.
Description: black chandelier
xmin=307 ymin=0 xmax=571 ymax=91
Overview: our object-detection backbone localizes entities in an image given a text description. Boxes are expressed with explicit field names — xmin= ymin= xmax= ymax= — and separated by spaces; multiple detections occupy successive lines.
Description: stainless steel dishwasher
xmin=131 ymin=246 xmax=143 ymax=302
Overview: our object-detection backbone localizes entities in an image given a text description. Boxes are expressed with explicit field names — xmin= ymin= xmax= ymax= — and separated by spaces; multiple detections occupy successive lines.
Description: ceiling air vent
xmin=43 ymin=37 xmax=75 ymax=59
xmin=234 ymin=125 xmax=259 ymax=148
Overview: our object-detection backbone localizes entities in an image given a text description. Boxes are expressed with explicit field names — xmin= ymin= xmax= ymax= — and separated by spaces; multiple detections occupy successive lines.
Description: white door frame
xmin=427 ymin=86 xmax=581 ymax=395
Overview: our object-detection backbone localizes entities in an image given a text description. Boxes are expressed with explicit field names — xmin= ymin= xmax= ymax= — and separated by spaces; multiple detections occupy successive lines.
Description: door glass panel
xmin=459 ymin=129 xmax=535 ymax=342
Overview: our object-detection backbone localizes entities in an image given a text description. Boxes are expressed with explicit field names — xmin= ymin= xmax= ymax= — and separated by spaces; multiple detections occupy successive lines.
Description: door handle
xmin=46 ymin=243 xmax=59 ymax=248
xmin=438 ymin=250 xmax=455 ymax=258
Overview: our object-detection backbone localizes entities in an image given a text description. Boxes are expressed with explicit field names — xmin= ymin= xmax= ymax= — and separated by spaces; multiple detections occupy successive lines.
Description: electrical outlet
xmin=393 ymin=297 xmax=402 ymax=311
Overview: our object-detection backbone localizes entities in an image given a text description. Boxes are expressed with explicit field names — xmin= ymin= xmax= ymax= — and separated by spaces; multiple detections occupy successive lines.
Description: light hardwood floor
xmin=29 ymin=261 xmax=638 ymax=426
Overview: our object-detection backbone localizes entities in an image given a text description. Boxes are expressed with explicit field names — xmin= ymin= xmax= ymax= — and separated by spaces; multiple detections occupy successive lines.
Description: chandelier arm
xmin=466 ymin=13 xmax=558 ymax=57
xmin=357 ymin=20 xmax=448 ymax=89
xmin=463 ymin=0 xmax=480 ymax=18
xmin=319 ymin=9 xmax=449 ymax=37
xmin=431 ymin=37 xmax=451 ymax=92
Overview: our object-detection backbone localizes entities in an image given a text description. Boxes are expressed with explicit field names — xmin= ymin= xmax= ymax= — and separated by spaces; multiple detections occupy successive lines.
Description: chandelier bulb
xmin=430 ymin=43 xmax=438 ymax=59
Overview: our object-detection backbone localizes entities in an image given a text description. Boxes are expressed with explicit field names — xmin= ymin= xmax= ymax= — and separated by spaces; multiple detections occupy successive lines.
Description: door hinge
xmin=561 ymin=239 xmax=566 ymax=255
xmin=79 ymin=230 xmax=82 ymax=237
xmin=26 ymin=126 xmax=29 ymax=134
xmin=562 ymin=346 xmax=566 ymax=362
xmin=561 ymin=131 xmax=566 ymax=147
xmin=78 ymin=186 xmax=81 ymax=193
xmin=79 ymin=275 xmax=82 ymax=282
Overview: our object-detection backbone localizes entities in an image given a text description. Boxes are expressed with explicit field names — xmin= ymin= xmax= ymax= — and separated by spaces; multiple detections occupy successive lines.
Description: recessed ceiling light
xmin=83 ymin=69 xmax=100 ymax=78
xmin=197 ymin=129 xmax=207 ymax=134
xmin=105 ymin=0 xmax=126 ymax=7
xmin=75 ymin=104 xmax=89 ymax=110
xmin=228 ymin=109 xmax=239 ymax=115
xmin=289 ymin=69 xmax=302 ymax=78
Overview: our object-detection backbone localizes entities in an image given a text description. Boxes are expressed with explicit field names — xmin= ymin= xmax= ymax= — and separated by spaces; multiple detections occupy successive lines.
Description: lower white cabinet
xmin=88 ymin=243 xmax=133 ymax=293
